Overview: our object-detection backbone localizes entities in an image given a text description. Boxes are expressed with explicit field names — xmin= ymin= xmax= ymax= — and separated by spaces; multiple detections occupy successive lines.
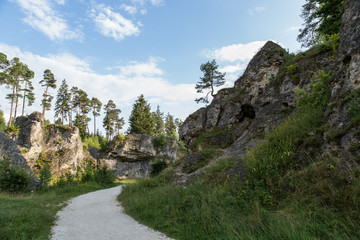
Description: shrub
xmin=39 ymin=164 xmax=52 ymax=187
xmin=150 ymin=159 xmax=167 ymax=177
xmin=0 ymin=110 xmax=6 ymax=130
xmin=152 ymin=134 xmax=167 ymax=150
xmin=94 ymin=164 xmax=115 ymax=184
xmin=83 ymin=135 xmax=108 ymax=151
xmin=0 ymin=158 xmax=32 ymax=192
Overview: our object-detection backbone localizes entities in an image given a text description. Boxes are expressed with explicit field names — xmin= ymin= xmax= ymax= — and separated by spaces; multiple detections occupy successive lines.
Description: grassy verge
xmin=0 ymin=183 xmax=118 ymax=240
xmin=118 ymin=70 xmax=360 ymax=239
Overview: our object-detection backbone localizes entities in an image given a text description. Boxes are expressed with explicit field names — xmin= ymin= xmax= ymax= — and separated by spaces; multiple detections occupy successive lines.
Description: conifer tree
xmin=165 ymin=113 xmax=177 ymax=138
xmin=115 ymin=117 xmax=125 ymax=136
xmin=152 ymin=105 xmax=165 ymax=136
xmin=103 ymin=100 xmax=122 ymax=142
xmin=20 ymin=68 xmax=35 ymax=116
xmin=0 ymin=109 xmax=6 ymax=130
xmin=129 ymin=94 xmax=154 ymax=136
xmin=298 ymin=0 xmax=345 ymax=47
xmin=55 ymin=79 xmax=70 ymax=124
xmin=91 ymin=97 xmax=102 ymax=134
xmin=195 ymin=59 xmax=226 ymax=104
xmin=73 ymin=89 xmax=91 ymax=133
xmin=40 ymin=69 xmax=57 ymax=124
xmin=68 ymin=86 xmax=78 ymax=126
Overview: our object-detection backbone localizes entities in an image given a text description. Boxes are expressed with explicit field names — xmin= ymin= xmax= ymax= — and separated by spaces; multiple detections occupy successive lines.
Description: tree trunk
xmin=42 ymin=86 xmax=48 ymax=124
xmin=22 ymin=81 xmax=28 ymax=116
xmin=8 ymin=85 xmax=15 ymax=127
xmin=14 ymin=84 xmax=20 ymax=121
xmin=61 ymin=112 xmax=64 ymax=125
xmin=94 ymin=113 xmax=96 ymax=135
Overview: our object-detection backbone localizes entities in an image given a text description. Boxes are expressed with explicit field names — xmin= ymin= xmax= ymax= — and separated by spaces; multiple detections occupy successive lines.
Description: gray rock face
xmin=0 ymin=130 xmax=38 ymax=184
xmin=14 ymin=113 xmax=90 ymax=177
xmin=93 ymin=134 xmax=178 ymax=178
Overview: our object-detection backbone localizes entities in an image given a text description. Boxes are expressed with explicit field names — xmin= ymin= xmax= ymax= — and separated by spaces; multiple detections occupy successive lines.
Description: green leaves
xmin=129 ymin=94 xmax=155 ymax=136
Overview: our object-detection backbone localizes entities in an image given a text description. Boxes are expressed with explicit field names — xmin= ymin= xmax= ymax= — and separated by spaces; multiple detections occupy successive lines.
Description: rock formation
xmin=14 ymin=112 xmax=92 ymax=177
xmin=90 ymin=134 xmax=178 ymax=178
xmin=0 ymin=130 xmax=38 ymax=184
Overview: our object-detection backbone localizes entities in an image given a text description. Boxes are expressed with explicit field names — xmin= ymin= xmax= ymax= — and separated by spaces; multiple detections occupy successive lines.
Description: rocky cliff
xmin=179 ymin=0 xmax=360 ymax=181
xmin=90 ymin=134 xmax=178 ymax=178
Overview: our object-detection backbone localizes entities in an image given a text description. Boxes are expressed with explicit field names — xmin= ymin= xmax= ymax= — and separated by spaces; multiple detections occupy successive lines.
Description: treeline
xmin=0 ymin=53 xmax=182 ymax=141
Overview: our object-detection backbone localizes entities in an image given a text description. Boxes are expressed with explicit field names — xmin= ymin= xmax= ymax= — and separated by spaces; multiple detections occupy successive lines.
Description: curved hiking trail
xmin=51 ymin=186 xmax=172 ymax=240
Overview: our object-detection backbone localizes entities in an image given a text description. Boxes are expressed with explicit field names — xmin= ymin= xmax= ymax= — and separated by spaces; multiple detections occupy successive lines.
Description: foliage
xmin=55 ymin=79 xmax=70 ymax=124
xmin=152 ymin=105 xmax=165 ymax=135
xmin=0 ymin=110 xmax=6 ymax=130
xmin=0 ymin=158 xmax=32 ymax=193
xmin=165 ymin=113 xmax=177 ymax=139
xmin=83 ymin=134 xmax=108 ymax=151
xmin=345 ymin=88 xmax=360 ymax=124
xmin=74 ymin=113 xmax=87 ymax=140
xmin=152 ymin=134 xmax=167 ymax=150
xmin=40 ymin=69 xmax=57 ymax=122
xmin=94 ymin=164 xmax=115 ymax=184
xmin=103 ymin=100 xmax=123 ymax=141
xmin=39 ymin=164 xmax=52 ymax=187
xmin=91 ymin=97 xmax=102 ymax=134
xmin=195 ymin=59 xmax=226 ymax=104
xmin=129 ymin=94 xmax=155 ymax=136
xmin=298 ymin=0 xmax=345 ymax=47
xmin=150 ymin=159 xmax=167 ymax=177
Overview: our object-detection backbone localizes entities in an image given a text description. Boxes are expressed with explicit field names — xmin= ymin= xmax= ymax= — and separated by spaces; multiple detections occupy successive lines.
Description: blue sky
xmin=0 ymin=0 xmax=305 ymax=134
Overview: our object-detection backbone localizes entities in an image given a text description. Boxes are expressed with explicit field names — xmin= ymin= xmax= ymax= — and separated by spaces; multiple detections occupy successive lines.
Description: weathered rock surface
xmin=14 ymin=112 xmax=92 ymax=177
xmin=91 ymin=134 xmax=178 ymax=178
xmin=0 ymin=130 xmax=38 ymax=184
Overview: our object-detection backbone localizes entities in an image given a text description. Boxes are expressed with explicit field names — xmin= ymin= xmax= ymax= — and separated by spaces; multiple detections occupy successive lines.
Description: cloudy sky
xmin=0 ymin=0 xmax=305 ymax=134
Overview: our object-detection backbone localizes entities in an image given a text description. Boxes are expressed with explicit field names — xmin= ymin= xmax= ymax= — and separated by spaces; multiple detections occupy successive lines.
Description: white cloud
xmin=90 ymin=4 xmax=140 ymax=41
xmin=13 ymin=0 xmax=82 ymax=41
xmin=219 ymin=63 xmax=246 ymax=74
xmin=54 ymin=0 xmax=65 ymax=5
xmin=0 ymin=43 xmax=198 ymax=132
xmin=248 ymin=6 xmax=266 ymax=16
xmin=204 ymin=41 xmax=267 ymax=63
xmin=149 ymin=0 xmax=164 ymax=7
xmin=120 ymin=4 xmax=138 ymax=15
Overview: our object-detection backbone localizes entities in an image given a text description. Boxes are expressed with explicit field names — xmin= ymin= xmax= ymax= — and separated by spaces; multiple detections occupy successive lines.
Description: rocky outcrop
xmin=0 ymin=130 xmax=38 ymax=184
xmin=14 ymin=112 xmax=92 ymax=177
xmin=180 ymin=40 xmax=333 ymax=155
xmin=91 ymin=134 xmax=178 ymax=178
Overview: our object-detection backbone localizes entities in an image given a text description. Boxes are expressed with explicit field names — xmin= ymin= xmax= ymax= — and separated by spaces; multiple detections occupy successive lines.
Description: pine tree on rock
xmin=195 ymin=59 xmax=226 ymax=104
xmin=115 ymin=116 xmax=125 ymax=136
xmin=40 ymin=69 xmax=57 ymax=124
xmin=152 ymin=105 xmax=165 ymax=136
xmin=103 ymin=100 xmax=121 ymax=142
xmin=129 ymin=94 xmax=155 ymax=136
xmin=68 ymin=86 xmax=78 ymax=126
xmin=165 ymin=113 xmax=177 ymax=139
xmin=55 ymin=79 xmax=70 ymax=124
xmin=20 ymin=67 xmax=35 ymax=116
xmin=91 ymin=97 xmax=102 ymax=135
xmin=73 ymin=89 xmax=91 ymax=134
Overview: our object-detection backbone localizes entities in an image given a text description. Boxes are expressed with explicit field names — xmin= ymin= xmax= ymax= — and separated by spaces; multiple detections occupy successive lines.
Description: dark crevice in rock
xmin=237 ymin=104 xmax=256 ymax=122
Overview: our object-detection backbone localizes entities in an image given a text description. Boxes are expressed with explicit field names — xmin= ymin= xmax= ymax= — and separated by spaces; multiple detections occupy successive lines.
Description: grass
xmin=0 ymin=183 xmax=118 ymax=240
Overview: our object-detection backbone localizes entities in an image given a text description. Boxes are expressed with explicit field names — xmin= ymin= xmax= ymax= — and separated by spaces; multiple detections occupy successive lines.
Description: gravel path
xmin=51 ymin=186 xmax=172 ymax=240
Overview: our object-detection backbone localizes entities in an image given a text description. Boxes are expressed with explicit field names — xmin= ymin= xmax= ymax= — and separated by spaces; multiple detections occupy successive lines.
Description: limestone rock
xmin=14 ymin=113 xmax=91 ymax=177
xmin=0 ymin=130 xmax=38 ymax=185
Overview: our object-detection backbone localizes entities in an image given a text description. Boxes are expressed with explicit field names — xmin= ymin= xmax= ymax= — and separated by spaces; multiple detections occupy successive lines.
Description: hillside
xmin=118 ymin=0 xmax=360 ymax=239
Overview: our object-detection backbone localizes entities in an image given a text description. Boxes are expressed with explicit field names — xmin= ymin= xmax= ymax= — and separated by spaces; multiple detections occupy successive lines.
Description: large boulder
xmin=93 ymin=134 xmax=178 ymax=178
xmin=14 ymin=112 xmax=92 ymax=177
xmin=0 ymin=130 xmax=38 ymax=185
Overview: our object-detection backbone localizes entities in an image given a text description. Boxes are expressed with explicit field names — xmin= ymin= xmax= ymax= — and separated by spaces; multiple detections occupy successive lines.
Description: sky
xmin=0 ymin=0 xmax=306 ymax=134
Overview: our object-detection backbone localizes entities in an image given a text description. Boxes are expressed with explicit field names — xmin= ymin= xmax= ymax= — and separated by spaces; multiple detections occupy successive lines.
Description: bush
xmin=39 ymin=164 xmax=52 ymax=187
xmin=0 ymin=110 xmax=6 ymax=130
xmin=150 ymin=159 xmax=167 ymax=177
xmin=83 ymin=135 xmax=108 ymax=151
xmin=94 ymin=164 xmax=115 ymax=184
xmin=152 ymin=134 xmax=167 ymax=150
xmin=0 ymin=158 xmax=32 ymax=192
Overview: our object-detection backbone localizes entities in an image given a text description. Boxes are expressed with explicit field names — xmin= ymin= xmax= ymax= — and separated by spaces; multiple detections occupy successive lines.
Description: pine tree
xmin=298 ymin=0 xmax=345 ymax=47
xmin=115 ymin=116 xmax=125 ymax=136
xmin=195 ymin=59 xmax=226 ymax=104
xmin=55 ymin=79 xmax=70 ymax=124
xmin=129 ymin=94 xmax=155 ymax=136
xmin=20 ymin=67 xmax=35 ymax=116
xmin=40 ymin=69 xmax=57 ymax=124
xmin=175 ymin=118 xmax=183 ymax=136
xmin=165 ymin=113 xmax=177 ymax=139
xmin=0 ymin=109 xmax=6 ymax=130
xmin=103 ymin=100 xmax=121 ymax=142
xmin=152 ymin=105 xmax=165 ymax=136
xmin=91 ymin=97 xmax=102 ymax=134
xmin=73 ymin=89 xmax=91 ymax=134
xmin=68 ymin=86 xmax=78 ymax=126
